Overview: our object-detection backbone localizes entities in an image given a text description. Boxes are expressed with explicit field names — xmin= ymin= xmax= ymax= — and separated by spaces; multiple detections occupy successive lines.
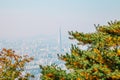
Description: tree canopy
xmin=0 ymin=48 xmax=34 ymax=80
xmin=40 ymin=20 xmax=120 ymax=80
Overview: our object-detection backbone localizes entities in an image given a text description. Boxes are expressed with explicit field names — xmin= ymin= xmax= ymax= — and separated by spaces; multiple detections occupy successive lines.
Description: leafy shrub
xmin=0 ymin=48 xmax=34 ymax=80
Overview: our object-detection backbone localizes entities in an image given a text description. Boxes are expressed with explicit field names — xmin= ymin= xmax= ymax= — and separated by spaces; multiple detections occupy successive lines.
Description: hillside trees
xmin=0 ymin=48 xmax=34 ymax=80
xmin=40 ymin=20 xmax=120 ymax=80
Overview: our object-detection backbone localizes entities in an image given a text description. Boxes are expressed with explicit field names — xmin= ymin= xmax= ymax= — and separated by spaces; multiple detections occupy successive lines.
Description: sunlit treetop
xmin=40 ymin=20 xmax=120 ymax=80
xmin=97 ymin=20 xmax=120 ymax=35
xmin=69 ymin=20 xmax=120 ymax=48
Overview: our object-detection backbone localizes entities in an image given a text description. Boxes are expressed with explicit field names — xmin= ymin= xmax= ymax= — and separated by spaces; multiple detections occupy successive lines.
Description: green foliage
xmin=0 ymin=48 xmax=34 ymax=80
xmin=40 ymin=20 xmax=120 ymax=80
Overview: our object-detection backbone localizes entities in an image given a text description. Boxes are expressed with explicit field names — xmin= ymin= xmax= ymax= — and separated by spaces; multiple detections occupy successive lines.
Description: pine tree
xmin=40 ymin=20 xmax=120 ymax=80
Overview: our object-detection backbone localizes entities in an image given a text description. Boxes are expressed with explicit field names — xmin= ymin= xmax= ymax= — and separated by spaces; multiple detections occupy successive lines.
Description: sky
xmin=0 ymin=0 xmax=120 ymax=39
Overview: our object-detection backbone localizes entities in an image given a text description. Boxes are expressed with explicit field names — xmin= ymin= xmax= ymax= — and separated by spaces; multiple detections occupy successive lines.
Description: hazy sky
xmin=0 ymin=0 xmax=120 ymax=39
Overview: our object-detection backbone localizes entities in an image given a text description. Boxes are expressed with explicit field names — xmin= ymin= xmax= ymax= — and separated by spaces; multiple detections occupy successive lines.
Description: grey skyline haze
xmin=0 ymin=0 xmax=120 ymax=39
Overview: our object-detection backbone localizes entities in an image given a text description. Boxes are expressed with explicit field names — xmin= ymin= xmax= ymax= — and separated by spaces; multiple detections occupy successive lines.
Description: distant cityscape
xmin=0 ymin=36 xmax=72 ymax=79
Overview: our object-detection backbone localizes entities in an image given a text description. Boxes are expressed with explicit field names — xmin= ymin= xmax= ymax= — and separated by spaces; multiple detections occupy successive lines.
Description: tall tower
xmin=59 ymin=27 xmax=62 ymax=52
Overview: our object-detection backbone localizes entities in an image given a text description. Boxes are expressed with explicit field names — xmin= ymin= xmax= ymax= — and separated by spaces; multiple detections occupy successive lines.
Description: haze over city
xmin=0 ymin=0 xmax=120 ymax=39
